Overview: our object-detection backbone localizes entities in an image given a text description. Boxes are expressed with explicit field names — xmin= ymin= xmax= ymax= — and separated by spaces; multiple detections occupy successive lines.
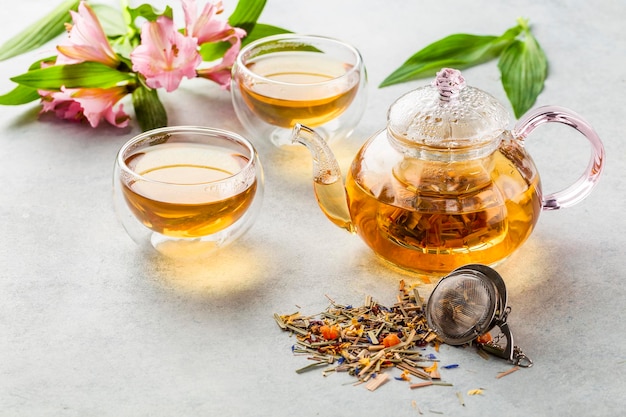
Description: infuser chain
xmin=512 ymin=346 xmax=533 ymax=368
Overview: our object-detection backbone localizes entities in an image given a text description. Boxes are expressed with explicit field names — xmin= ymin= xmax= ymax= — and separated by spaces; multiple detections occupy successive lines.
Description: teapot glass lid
xmin=387 ymin=68 xmax=510 ymax=153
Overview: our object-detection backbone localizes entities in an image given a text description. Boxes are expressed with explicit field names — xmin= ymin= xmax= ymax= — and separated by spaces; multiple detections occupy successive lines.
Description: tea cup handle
xmin=513 ymin=105 xmax=605 ymax=210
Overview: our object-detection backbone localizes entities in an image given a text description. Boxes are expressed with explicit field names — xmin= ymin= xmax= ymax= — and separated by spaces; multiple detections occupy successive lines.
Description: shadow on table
xmin=131 ymin=237 xmax=278 ymax=300
xmin=497 ymin=232 xmax=607 ymax=321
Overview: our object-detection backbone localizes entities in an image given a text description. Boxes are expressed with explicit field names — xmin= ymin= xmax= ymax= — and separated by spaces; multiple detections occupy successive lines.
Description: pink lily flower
xmin=40 ymin=86 xmax=130 ymax=128
xmin=183 ymin=0 xmax=240 ymax=44
xmin=131 ymin=16 xmax=202 ymax=93
xmin=182 ymin=0 xmax=246 ymax=89
xmin=56 ymin=1 xmax=119 ymax=67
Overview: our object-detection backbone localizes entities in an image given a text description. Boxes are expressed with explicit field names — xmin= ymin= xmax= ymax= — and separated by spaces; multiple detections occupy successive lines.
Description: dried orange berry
xmin=382 ymin=333 xmax=401 ymax=347
xmin=320 ymin=325 xmax=340 ymax=340
xmin=476 ymin=333 xmax=492 ymax=344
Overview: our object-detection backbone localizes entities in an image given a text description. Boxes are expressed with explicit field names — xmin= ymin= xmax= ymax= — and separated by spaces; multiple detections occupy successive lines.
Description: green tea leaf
xmin=10 ymin=62 xmax=135 ymax=90
xmin=132 ymin=84 xmax=167 ymax=131
xmin=498 ymin=20 xmax=548 ymax=118
xmin=228 ymin=0 xmax=266 ymax=33
xmin=0 ymin=0 xmax=79 ymax=61
xmin=0 ymin=84 xmax=40 ymax=105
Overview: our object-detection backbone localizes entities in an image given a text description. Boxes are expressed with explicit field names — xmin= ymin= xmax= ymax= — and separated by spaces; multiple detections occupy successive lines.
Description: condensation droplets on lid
xmin=387 ymin=68 xmax=510 ymax=150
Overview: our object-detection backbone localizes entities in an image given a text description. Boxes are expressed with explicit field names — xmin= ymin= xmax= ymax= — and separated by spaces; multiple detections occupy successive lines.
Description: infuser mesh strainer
xmin=426 ymin=271 xmax=498 ymax=345
xmin=426 ymin=264 xmax=532 ymax=367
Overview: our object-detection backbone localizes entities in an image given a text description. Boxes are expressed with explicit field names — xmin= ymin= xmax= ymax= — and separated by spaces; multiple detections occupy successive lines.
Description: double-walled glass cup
xmin=231 ymin=34 xmax=367 ymax=147
xmin=113 ymin=126 xmax=264 ymax=258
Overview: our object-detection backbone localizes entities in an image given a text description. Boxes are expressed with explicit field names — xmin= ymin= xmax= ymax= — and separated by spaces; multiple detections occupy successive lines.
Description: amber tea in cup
xmin=114 ymin=126 xmax=264 ymax=258
xmin=231 ymin=34 xmax=367 ymax=147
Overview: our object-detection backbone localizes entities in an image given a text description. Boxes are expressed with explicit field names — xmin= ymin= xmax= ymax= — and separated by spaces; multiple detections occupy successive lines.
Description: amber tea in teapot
xmin=344 ymin=139 xmax=541 ymax=273
xmin=294 ymin=68 xmax=604 ymax=277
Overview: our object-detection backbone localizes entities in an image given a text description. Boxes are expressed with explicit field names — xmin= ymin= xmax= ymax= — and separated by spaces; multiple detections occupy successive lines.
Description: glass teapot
xmin=292 ymin=68 xmax=604 ymax=277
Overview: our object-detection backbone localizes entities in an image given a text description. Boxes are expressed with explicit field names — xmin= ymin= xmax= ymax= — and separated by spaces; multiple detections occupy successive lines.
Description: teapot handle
xmin=513 ymin=105 xmax=605 ymax=210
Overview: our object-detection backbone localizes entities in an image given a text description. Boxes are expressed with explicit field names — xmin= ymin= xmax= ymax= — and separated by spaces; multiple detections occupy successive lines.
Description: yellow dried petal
xmin=424 ymin=362 xmax=438 ymax=373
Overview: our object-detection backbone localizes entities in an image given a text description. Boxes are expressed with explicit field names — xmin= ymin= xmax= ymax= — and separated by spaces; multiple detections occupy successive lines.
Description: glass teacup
xmin=113 ymin=126 xmax=264 ymax=258
xmin=231 ymin=34 xmax=368 ymax=148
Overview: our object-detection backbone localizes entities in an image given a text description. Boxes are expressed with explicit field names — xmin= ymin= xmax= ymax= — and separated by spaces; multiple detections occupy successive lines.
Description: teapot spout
xmin=291 ymin=124 xmax=356 ymax=234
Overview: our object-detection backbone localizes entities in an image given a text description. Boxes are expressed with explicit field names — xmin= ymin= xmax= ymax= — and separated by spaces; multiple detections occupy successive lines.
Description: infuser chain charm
xmin=512 ymin=346 xmax=533 ymax=368
xmin=478 ymin=322 xmax=533 ymax=367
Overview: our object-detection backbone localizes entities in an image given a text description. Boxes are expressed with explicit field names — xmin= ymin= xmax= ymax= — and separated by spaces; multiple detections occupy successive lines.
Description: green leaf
xmin=242 ymin=23 xmax=292 ymax=46
xmin=0 ymin=53 xmax=51 ymax=104
xmin=380 ymin=32 xmax=514 ymax=87
xmin=127 ymin=3 xmax=173 ymax=23
xmin=498 ymin=20 xmax=548 ymax=118
xmin=379 ymin=24 xmax=523 ymax=88
xmin=10 ymin=62 xmax=135 ymax=90
xmin=118 ymin=3 xmax=172 ymax=53
xmin=199 ymin=0 xmax=288 ymax=63
xmin=90 ymin=3 xmax=127 ymax=37
xmin=27 ymin=56 xmax=57 ymax=71
xmin=199 ymin=23 xmax=291 ymax=62
xmin=0 ymin=84 xmax=40 ymax=105
xmin=199 ymin=42 xmax=231 ymax=63
xmin=0 ymin=0 xmax=80 ymax=61
xmin=132 ymin=85 xmax=167 ymax=131
xmin=228 ymin=0 xmax=267 ymax=33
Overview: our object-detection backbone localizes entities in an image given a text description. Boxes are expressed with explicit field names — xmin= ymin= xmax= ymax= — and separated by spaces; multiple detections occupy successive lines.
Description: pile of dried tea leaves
xmin=273 ymin=280 xmax=456 ymax=391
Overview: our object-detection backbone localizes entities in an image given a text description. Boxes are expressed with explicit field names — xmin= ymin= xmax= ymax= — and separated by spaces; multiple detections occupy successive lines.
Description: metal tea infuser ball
xmin=426 ymin=264 xmax=533 ymax=367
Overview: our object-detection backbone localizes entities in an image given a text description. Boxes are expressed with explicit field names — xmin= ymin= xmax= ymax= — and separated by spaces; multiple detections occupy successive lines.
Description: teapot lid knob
xmin=432 ymin=68 xmax=466 ymax=102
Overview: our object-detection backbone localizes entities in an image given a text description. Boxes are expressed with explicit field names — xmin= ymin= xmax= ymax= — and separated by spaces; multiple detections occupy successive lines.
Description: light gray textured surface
xmin=1 ymin=0 xmax=625 ymax=415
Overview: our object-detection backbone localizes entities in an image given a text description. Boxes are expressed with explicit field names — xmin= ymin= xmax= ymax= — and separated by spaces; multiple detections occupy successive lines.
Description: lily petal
xmin=56 ymin=1 xmax=119 ymax=67
xmin=39 ymin=86 xmax=129 ymax=128
xmin=131 ymin=16 xmax=201 ymax=92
